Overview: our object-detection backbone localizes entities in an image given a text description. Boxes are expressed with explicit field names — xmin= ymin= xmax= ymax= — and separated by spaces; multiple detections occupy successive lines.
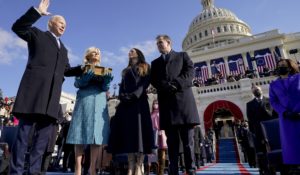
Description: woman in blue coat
xmin=66 ymin=47 xmax=113 ymax=175
xmin=269 ymin=58 xmax=300 ymax=166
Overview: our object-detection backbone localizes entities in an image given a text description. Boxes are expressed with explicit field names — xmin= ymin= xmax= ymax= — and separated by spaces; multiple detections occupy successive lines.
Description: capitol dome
xmin=183 ymin=0 xmax=252 ymax=51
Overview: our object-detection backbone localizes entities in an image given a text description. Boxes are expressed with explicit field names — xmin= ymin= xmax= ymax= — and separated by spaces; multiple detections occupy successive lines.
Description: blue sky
xmin=1 ymin=0 xmax=300 ymax=97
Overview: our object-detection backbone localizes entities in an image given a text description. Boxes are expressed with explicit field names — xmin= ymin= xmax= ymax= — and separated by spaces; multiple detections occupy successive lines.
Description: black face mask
xmin=277 ymin=66 xmax=290 ymax=75
xmin=253 ymin=89 xmax=262 ymax=97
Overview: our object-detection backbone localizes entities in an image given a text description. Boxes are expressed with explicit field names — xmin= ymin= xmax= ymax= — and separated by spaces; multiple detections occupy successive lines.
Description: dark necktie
xmin=163 ymin=54 xmax=170 ymax=62
xmin=257 ymin=98 xmax=262 ymax=105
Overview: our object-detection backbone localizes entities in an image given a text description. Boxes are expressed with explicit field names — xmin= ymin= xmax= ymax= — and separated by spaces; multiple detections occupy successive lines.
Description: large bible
xmin=84 ymin=64 xmax=112 ymax=76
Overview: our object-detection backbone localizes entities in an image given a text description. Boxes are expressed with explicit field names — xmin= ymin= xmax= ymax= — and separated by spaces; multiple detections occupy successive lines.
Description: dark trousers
xmin=165 ymin=126 xmax=195 ymax=175
xmin=9 ymin=118 xmax=54 ymax=175
xmin=63 ymin=144 xmax=75 ymax=171
xmin=41 ymin=152 xmax=52 ymax=175
xmin=246 ymin=147 xmax=256 ymax=168
xmin=195 ymin=153 xmax=201 ymax=168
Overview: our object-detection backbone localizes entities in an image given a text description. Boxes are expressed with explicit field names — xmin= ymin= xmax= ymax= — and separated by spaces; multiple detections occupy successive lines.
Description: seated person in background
xmin=0 ymin=143 xmax=10 ymax=174
xmin=227 ymin=75 xmax=236 ymax=82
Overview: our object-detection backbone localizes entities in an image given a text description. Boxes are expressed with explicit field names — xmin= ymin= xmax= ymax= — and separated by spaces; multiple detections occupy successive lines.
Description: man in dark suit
xmin=150 ymin=35 xmax=200 ymax=175
xmin=246 ymin=85 xmax=277 ymax=174
xmin=9 ymin=0 xmax=83 ymax=174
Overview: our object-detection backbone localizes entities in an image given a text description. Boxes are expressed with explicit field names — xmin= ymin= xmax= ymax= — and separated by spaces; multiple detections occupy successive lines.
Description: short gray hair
xmin=47 ymin=15 xmax=66 ymax=30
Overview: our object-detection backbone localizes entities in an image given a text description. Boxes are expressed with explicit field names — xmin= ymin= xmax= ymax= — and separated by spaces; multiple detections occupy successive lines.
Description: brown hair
xmin=276 ymin=58 xmax=299 ymax=75
xmin=122 ymin=48 xmax=149 ymax=77
xmin=156 ymin=34 xmax=172 ymax=44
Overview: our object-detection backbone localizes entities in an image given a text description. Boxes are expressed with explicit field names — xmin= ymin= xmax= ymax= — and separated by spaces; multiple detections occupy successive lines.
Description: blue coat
xmin=269 ymin=73 xmax=300 ymax=164
xmin=66 ymin=76 xmax=110 ymax=145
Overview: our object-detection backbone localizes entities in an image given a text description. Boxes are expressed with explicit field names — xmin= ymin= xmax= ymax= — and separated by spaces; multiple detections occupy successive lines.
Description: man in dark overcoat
xmin=246 ymin=85 xmax=277 ymax=173
xmin=247 ymin=85 xmax=278 ymax=151
xmin=9 ymin=0 xmax=82 ymax=174
xmin=150 ymin=35 xmax=200 ymax=175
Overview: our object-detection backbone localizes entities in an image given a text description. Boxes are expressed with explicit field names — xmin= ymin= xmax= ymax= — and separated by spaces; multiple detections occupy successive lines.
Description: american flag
xmin=194 ymin=65 xmax=209 ymax=86
xmin=201 ymin=65 xmax=209 ymax=81
xmin=256 ymin=53 xmax=276 ymax=73
xmin=229 ymin=58 xmax=245 ymax=75
xmin=212 ymin=62 xmax=227 ymax=77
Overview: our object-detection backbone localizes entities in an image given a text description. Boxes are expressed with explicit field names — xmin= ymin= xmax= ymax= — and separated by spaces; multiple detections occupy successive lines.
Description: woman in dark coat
xmin=108 ymin=48 xmax=154 ymax=175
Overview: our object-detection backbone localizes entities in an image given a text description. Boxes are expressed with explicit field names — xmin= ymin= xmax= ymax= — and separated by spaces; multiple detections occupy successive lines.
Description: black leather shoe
xmin=187 ymin=169 xmax=196 ymax=175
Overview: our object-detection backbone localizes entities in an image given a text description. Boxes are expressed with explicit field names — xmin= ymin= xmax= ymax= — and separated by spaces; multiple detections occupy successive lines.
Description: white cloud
xmin=0 ymin=28 xmax=82 ymax=65
xmin=66 ymin=46 xmax=81 ymax=64
xmin=0 ymin=29 xmax=157 ymax=69
xmin=0 ymin=28 xmax=27 ymax=64
xmin=101 ymin=40 xmax=157 ymax=67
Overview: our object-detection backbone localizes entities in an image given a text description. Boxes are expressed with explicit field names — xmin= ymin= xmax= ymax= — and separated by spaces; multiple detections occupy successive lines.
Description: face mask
xmin=253 ymin=89 xmax=262 ymax=97
xmin=278 ymin=66 xmax=290 ymax=75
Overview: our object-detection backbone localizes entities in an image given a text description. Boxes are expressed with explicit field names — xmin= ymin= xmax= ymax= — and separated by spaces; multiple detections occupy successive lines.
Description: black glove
xmin=169 ymin=81 xmax=180 ymax=90
xmin=283 ymin=111 xmax=300 ymax=120
xmin=162 ymin=81 xmax=178 ymax=94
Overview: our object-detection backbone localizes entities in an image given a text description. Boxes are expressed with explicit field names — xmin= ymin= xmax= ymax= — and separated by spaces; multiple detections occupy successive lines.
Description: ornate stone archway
xmin=203 ymin=100 xmax=243 ymax=131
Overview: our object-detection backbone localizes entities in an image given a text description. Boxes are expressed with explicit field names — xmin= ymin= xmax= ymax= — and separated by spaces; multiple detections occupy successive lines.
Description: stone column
xmin=223 ymin=56 xmax=230 ymax=77
xmin=206 ymin=60 xmax=212 ymax=78
xmin=278 ymin=45 xmax=288 ymax=59
xmin=270 ymin=47 xmax=276 ymax=59
xmin=241 ymin=52 xmax=249 ymax=70
xmin=249 ymin=51 xmax=260 ymax=78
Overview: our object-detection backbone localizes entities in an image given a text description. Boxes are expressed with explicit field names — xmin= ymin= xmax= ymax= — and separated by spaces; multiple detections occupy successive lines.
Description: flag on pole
xmin=194 ymin=64 xmax=209 ymax=86
xmin=229 ymin=58 xmax=245 ymax=75
xmin=255 ymin=53 xmax=276 ymax=73
xmin=201 ymin=65 xmax=209 ymax=81
xmin=216 ymin=62 xmax=226 ymax=77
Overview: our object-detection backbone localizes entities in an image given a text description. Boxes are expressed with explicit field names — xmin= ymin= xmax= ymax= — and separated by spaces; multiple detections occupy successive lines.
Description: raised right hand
xmin=37 ymin=0 xmax=51 ymax=16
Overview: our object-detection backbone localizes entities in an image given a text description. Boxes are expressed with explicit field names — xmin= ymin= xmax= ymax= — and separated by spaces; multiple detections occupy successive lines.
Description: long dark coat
xmin=150 ymin=50 xmax=200 ymax=129
xmin=246 ymin=96 xmax=277 ymax=152
xmin=108 ymin=65 xmax=154 ymax=154
xmin=11 ymin=7 xmax=82 ymax=120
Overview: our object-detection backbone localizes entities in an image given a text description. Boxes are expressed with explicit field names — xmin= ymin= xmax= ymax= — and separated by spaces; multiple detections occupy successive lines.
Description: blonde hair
xmin=137 ymin=63 xmax=150 ymax=76
xmin=83 ymin=47 xmax=101 ymax=65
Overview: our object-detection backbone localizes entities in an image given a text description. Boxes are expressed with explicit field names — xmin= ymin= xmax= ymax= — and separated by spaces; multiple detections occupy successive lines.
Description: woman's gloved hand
xmin=81 ymin=69 xmax=94 ymax=82
xmin=102 ymin=73 xmax=114 ymax=91
xmin=103 ymin=73 xmax=114 ymax=84
xmin=74 ymin=69 xmax=94 ymax=88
